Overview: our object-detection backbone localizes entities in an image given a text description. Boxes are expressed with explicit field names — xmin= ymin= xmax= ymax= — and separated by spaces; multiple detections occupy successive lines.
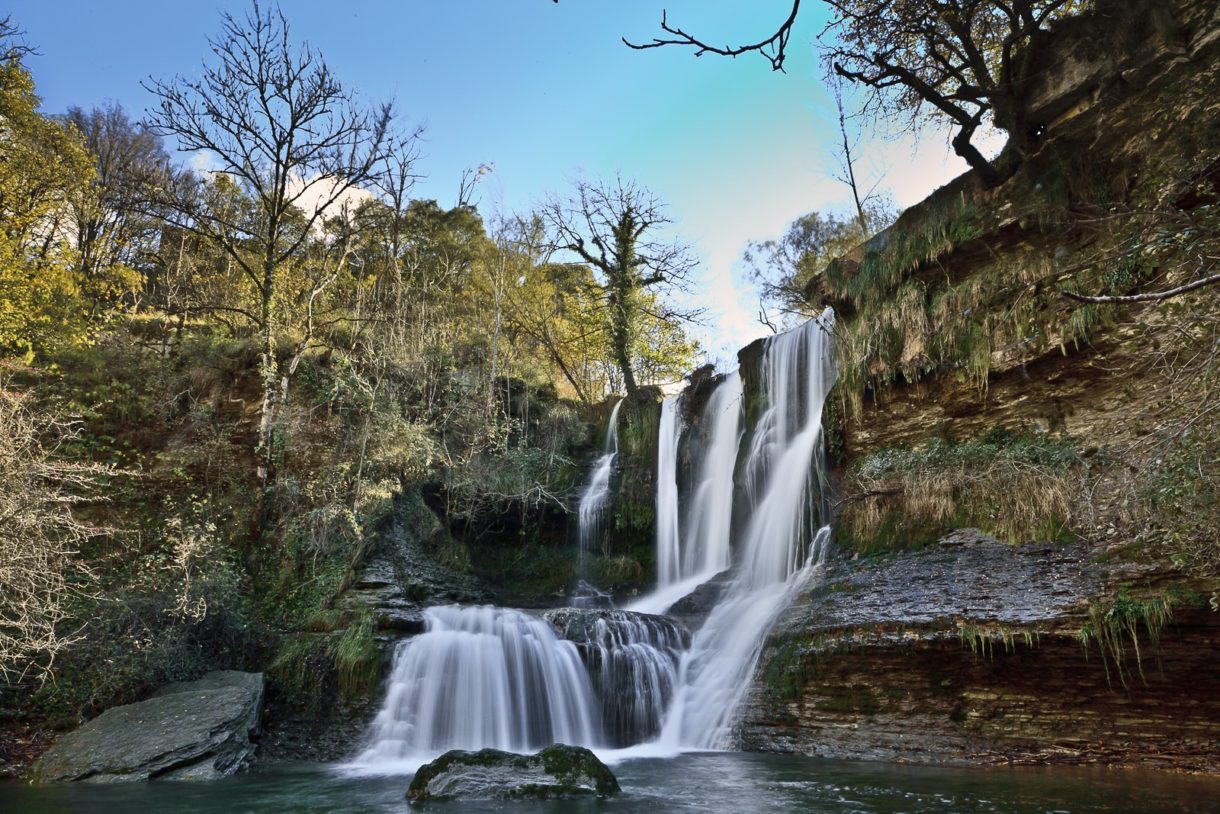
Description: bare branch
xmin=623 ymin=1 xmax=802 ymax=73
xmin=1062 ymin=268 xmax=1220 ymax=304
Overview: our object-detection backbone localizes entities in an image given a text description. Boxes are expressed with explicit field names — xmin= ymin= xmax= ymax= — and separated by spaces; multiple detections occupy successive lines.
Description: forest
xmin=2 ymin=0 xmax=1220 ymax=810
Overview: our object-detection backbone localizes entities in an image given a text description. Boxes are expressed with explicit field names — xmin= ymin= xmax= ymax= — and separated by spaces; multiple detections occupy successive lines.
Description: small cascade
xmin=660 ymin=310 xmax=837 ymax=749
xmin=350 ymin=606 xmax=602 ymax=773
xmin=546 ymin=609 xmax=688 ymax=747
xmin=569 ymin=579 xmax=614 ymax=609
xmin=678 ymin=371 xmax=742 ymax=580
xmin=655 ymin=395 xmax=684 ymax=585
xmin=577 ymin=398 xmax=625 ymax=559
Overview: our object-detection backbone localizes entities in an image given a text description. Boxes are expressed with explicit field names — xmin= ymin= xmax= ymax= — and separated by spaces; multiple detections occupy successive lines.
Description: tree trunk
xmin=952 ymin=124 xmax=1001 ymax=187
xmin=608 ymin=273 xmax=638 ymax=396
xmin=255 ymin=259 xmax=278 ymax=530
xmin=612 ymin=321 xmax=637 ymax=396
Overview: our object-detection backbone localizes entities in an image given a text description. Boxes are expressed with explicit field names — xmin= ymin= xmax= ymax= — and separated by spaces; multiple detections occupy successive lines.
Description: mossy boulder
xmin=405 ymin=744 xmax=620 ymax=802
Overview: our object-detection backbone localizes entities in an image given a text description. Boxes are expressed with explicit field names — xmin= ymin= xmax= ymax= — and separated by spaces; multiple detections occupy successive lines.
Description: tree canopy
xmin=541 ymin=177 xmax=699 ymax=394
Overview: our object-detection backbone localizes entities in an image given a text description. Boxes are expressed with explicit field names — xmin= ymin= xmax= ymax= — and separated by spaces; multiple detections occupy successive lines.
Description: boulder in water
xmin=405 ymin=744 xmax=620 ymax=802
xmin=30 ymin=671 xmax=263 ymax=783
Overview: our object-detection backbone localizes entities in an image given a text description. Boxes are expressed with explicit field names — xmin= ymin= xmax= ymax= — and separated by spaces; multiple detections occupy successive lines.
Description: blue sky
xmin=10 ymin=0 xmax=977 ymax=366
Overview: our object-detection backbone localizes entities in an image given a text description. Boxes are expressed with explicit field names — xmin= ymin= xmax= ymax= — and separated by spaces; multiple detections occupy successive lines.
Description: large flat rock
xmin=31 ymin=670 xmax=263 ymax=783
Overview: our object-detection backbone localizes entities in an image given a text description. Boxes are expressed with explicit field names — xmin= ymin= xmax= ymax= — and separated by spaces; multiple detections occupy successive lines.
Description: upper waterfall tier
xmin=659 ymin=309 xmax=837 ymax=749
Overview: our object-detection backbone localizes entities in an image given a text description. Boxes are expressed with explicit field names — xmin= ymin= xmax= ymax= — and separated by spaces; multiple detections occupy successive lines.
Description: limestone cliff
xmin=741 ymin=0 xmax=1220 ymax=772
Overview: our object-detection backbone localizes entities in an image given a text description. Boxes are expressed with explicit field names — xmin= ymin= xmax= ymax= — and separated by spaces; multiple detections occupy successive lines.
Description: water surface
xmin=4 ymin=753 xmax=1217 ymax=813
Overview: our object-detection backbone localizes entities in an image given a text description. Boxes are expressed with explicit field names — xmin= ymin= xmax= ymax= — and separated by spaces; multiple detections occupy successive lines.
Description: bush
xmin=839 ymin=428 xmax=1079 ymax=554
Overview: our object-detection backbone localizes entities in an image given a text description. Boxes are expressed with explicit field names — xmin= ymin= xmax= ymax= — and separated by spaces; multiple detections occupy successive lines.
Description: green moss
xmin=268 ymin=634 xmax=334 ymax=714
xmin=760 ymin=638 xmax=813 ymax=701
xmin=1078 ymin=586 xmax=1187 ymax=688
xmin=406 ymin=746 xmax=619 ymax=801
xmin=536 ymin=744 xmax=620 ymax=794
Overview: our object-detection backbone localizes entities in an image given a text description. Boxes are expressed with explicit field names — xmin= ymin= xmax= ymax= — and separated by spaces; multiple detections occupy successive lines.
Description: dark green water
xmin=3 ymin=753 xmax=1218 ymax=813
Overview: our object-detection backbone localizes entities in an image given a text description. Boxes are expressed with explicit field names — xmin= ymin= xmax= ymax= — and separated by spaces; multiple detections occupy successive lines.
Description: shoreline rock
xmin=29 ymin=670 xmax=263 ymax=783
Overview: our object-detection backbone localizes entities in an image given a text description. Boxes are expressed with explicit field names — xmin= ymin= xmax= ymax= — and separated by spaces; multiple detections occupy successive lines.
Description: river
xmin=4 ymin=752 xmax=1218 ymax=813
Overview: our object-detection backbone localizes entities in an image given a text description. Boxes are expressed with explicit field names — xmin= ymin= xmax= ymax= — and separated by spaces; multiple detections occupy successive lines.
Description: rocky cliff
xmin=741 ymin=0 xmax=1220 ymax=772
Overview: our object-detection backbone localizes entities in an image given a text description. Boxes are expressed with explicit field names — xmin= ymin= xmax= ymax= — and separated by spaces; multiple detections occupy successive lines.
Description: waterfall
xmin=630 ymin=372 xmax=743 ymax=616
xmin=678 ymin=372 xmax=742 ymax=579
xmin=351 ymin=311 xmax=837 ymax=771
xmin=655 ymin=395 xmax=684 ymax=585
xmin=577 ymin=398 xmax=624 ymax=558
xmin=546 ymin=609 xmax=688 ymax=748
xmin=349 ymin=606 xmax=602 ymax=774
xmin=659 ymin=310 xmax=836 ymax=749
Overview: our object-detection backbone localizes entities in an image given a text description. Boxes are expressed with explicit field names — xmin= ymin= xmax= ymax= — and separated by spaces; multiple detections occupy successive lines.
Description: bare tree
xmin=0 ymin=384 xmax=107 ymax=685
xmin=144 ymin=1 xmax=393 ymax=503
xmin=0 ymin=14 xmax=35 ymax=62
xmin=541 ymin=177 xmax=699 ymax=395
xmin=824 ymin=0 xmax=1081 ymax=186
xmin=624 ymin=1 xmax=804 ymax=72
xmin=64 ymin=104 xmax=173 ymax=312
xmin=830 ymin=78 xmax=874 ymax=235
xmin=623 ymin=0 xmax=1088 ymax=186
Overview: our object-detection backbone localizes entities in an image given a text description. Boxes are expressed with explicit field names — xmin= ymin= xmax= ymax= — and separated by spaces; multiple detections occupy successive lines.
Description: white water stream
xmin=354 ymin=310 xmax=838 ymax=769
xmin=655 ymin=395 xmax=684 ymax=586
xmin=659 ymin=310 xmax=836 ymax=749
xmin=348 ymin=605 xmax=602 ymax=774
xmin=632 ymin=372 xmax=743 ymax=616
xmin=577 ymin=398 xmax=624 ymax=558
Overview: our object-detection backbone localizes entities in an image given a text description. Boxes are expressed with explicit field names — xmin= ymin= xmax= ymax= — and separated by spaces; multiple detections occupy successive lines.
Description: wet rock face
xmin=568 ymin=580 xmax=615 ymax=609
xmin=793 ymin=530 xmax=1102 ymax=631
xmin=545 ymin=608 xmax=689 ymax=746
xmin=30 ymin=671 xmax=263 ymax=783
xmin=344 ymin=491 xmax=489 ymax=634
xmin=665 ymin=570 xmax=732 ymax=631
xmin=405 ymin=745 xmax=620 ymax=802
xmin=740 ymin=612 xmax=1220 ymax=771
xmin=739 ymin=533 xmax=1220 ymax=771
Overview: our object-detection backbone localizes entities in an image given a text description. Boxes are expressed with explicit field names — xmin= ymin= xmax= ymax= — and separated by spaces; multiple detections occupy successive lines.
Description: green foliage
xmin=0 ymin=55 xmax=98 ymax=359
xmin=748 ymin=207 xmax=893 ymax=317
xmin=332 ymin=611 xmax=380 ymax=698
xmin=819 ymin=131 xmax=1212 ymax=416
xmin=958 ymin=625 xmax=1038 ymax=659
xmin=0 ymin=7 xmax=703 ymax=735
xmin=1135 ymin=422 xmax=1220 ymax=576
xmin=1079 ymin=586 xmax=1198 ymax=688
xmin=268 ymin=634 xmax=333 ymax=714
xmin=854 ymin=428 xmax=1080 ymax=478
xmin=827 ymin=192 xmax=986 ymax=310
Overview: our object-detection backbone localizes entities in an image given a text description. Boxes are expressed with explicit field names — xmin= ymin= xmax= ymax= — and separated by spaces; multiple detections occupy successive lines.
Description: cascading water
xmin=677 ymin=371 xmax=742 ymax=580
xmin=655 ymin=395 xmax=684 ymax=586
xmin=631 ymin=374 xmax=743 ymax=616
xmin=546 ymin=609 xmax=689 ymax=747
xmin=659 ymin=309 xmax=837 ymax=749
xmin=349 ymin=605 xmax=602 ymax=774
xmin=351 ymin=311 xmax=837 ymax=772
xmin=577 ymin=398 xmax=625 ymax=560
